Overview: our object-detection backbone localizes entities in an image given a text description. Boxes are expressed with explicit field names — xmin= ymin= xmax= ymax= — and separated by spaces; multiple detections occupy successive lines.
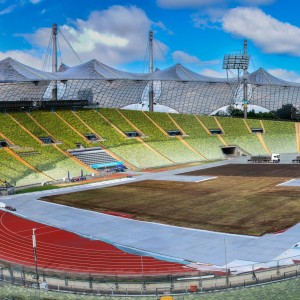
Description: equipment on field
xmin=248 ymin=154 xmax=280 ymax=163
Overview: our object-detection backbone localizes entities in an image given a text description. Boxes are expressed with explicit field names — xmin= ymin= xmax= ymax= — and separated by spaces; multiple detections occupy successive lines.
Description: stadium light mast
xmin=243 ymin=40 xmax=249 ymax=119
xmin=148 ymin=30 xmax=154 ymax=112
xmin=222 ymin=39 xmax=250 ymax=119
xmin=52 ymin=23 xmax=58 ymax=101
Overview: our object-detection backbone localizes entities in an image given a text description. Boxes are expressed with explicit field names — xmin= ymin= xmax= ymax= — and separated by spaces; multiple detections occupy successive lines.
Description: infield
xmin=42 ymin=164 xmax=300 ymax=236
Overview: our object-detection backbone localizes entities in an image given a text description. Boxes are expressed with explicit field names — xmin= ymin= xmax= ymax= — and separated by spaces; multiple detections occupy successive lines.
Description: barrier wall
xmin=2 ymin=256 xmax=300 ymax=297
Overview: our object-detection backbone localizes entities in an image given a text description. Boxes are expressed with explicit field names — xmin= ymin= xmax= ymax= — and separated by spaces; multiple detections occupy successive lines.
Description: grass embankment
xmin=16 ymin=185 xmax=61 ymax=194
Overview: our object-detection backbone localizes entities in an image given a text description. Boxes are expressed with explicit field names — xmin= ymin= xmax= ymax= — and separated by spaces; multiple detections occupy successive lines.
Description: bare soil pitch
xmin=180 ymin=164 xmax=300 ymax=177
xmin=42 ymin=164 xmax=300 ymax=236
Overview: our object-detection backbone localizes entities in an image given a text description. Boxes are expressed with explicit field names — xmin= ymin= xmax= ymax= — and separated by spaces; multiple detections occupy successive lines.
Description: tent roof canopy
xmin=0 ymin=57 xmax=299 ymax=87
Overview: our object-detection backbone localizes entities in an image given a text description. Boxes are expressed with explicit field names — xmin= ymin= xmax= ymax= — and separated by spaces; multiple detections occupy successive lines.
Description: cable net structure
xmin=0 ymin=57 xmax=300 ymax=114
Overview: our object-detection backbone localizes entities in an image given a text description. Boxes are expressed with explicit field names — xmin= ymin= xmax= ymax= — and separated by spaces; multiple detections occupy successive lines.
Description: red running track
xmin=0 ymin=211 xmax=195 ymax=276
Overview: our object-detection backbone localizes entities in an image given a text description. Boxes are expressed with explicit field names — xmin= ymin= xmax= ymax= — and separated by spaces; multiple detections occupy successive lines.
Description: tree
xmin=248 ymin=109 xmax=275 ymax=119
xmin=227 ymin=105 xmax=243 ymax=117
xmin=275 ymin=104 xmax=296 ymax=120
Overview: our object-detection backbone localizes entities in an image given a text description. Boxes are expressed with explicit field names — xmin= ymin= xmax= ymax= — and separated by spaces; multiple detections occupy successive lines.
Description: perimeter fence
xmin=2 ymin=255 xmax=300 ymax=296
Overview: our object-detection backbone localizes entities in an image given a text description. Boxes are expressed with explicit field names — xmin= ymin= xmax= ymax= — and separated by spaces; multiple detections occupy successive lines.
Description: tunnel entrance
xmin=222 ymin=146 xmax=238 ymax=156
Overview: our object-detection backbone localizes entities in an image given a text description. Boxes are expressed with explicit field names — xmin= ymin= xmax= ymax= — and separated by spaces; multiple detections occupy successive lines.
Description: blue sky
xmin=1 ymin=0 xmax=300 ymax=81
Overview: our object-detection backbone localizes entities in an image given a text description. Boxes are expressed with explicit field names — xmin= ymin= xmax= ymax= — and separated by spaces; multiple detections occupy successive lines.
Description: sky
xmin=1 ymin=0 xmax=300 ymax=82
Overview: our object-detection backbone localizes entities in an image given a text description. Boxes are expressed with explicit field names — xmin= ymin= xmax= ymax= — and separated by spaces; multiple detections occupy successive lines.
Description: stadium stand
xmin=145 ymin=111 xmax=181 ymax=133
xmin=9 ymin=112 xmax=49 ymax=140
xmin=197 ymin=115 xmax=221 ymax=131
xmin=0 ymin=148 xmax=46 ymax=186
xmin=0 ymin=113 xmax=91 ymax=184
xmin=246 ymin=118 xmax=265 ymax=132
xmin=0 ymin=109 xmax=298 ymax=184
xmin=75 ymin=109 xmax=137 ymax=147
xmin=170 ymin=114 xmax=224 ymax=160
xmin=147 ymin=139 xmax=205 ymax=164
xmin=262 ymin=120 xmax=297 ymax=153
xmin=121 ymin=109 xmax=167 ymax=141
xmin=29 ymin=110 xmax=90 ymax=149
xmin=112 ymin=143 xmax=173 ymax=169
xmin=216 ymin=117 xmax=267 ymax=155
xmin=121 ymin=110 xmax=203 ymax=163
xmin=100 ymin=108 xmax=140 ymax=134
xmin=75 ymin=109 xmax=171 ymax=168
xmin=68 ymin=148 xmax=118 ymax=166
xmin=55 ymin=110 xmax=102 ymax=145
xmin=146 ymin=113 xmax=206 ymax=161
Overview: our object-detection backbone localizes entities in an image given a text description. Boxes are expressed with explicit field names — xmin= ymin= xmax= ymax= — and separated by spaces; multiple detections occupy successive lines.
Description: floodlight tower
xmin=222 ymin=39 xmax=250 ymax=118
xmin=242 ymin=40 xmax=249 ymax=119
xmin=52 ymin=23 xmax=58 ymax=101
xmin=148 ymin=30 xmax=154 ymax=112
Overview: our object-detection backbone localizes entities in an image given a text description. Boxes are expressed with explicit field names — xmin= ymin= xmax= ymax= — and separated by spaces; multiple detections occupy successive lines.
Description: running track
xmin=0 ymin=211 xmax=195 ymax=276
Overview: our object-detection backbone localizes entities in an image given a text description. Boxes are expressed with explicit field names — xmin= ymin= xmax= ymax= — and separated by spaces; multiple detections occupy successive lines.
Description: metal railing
xmin=1 ymin=255 xmax=300 ymax=296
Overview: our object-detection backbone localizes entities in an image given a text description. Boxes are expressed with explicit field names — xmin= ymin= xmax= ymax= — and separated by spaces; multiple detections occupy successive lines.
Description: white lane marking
xmin=277 ymin=179 xmax=298 ymax=186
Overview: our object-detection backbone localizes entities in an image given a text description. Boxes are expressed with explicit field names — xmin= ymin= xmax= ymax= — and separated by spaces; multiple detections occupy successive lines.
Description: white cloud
xmin=202 ymin=68 xmax=226 ymax=78
xmin=192 ymin=9 xmax=224 ymax=29
xmin=173 ymin=51 xmax=201 ymax=64
xmin=0 ymin=5 xmax=16 ymax=15
xmin=222 ymin=7 xmax=300 ymax=56
xmin=239 ymin=0 xmax=274 ymax=4
xmin=20 ymin=5 xmax=169 ymax=68
xmin=268 ymin=68 xmax=300 ymax=83
xmin=157 ymin=0 xmax=275 ymax=9
xmin=157 ymin=0 xmax=221 ymax=9
xmin=62 ymin=26 xmax=129 ymax=52
xmin=172 ymin=50 xmax=220 ymax=66
xmin=153 ymin=21 xmax=174 ymax=35
xmin=0 ymin=0 xmax=43 ymax=15
xmin=0 ymin=50 xmax=43 ymax=69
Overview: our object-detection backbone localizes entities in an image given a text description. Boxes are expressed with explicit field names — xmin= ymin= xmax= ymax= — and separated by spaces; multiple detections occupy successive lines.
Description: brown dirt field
xmin=180 ymin=163 xmax=300 ymax=177
xmin=42 ymin=164 xmax=300 ymax=236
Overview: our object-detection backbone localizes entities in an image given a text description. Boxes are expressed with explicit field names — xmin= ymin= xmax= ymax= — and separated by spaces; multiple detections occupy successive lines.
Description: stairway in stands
xmin=68 ymin=147 xmax=118 ymax=167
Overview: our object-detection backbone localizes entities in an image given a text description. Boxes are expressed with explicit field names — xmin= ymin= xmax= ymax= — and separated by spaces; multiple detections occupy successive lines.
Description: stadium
xmin=2 ymin=30 xmax=300 ymax=299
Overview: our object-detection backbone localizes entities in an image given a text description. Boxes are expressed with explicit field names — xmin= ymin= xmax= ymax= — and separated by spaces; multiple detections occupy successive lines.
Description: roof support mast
xmin=52 ymin=23 xmax=58 ymax=101
xmin=243 ymin=39 xmax=248 ymax=119
xmin=149 ymin=30 xmax=154 ymax=112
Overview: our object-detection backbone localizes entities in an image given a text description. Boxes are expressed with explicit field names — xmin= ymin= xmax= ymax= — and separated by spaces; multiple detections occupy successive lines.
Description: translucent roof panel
xmin=57 ymin=59 xmax=148 ymax=80
xmin=148 ymin=64 xmax=229 ymax=82
xmin=1 ymin=57 xmax=300 ymax=113
xmin=247 ymin=68 xmax=300 ymax=86
xmin=0 ymin=58 xmax=57 ymax=82
xmin=158 ymin=81 xmax=238 ymax=115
